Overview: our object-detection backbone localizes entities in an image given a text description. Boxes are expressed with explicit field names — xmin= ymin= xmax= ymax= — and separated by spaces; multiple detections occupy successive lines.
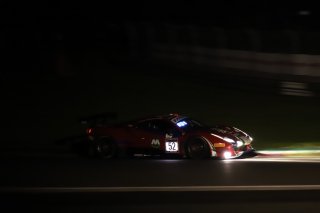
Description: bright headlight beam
xmin=223 ymin=151 xmax=232 ymax=159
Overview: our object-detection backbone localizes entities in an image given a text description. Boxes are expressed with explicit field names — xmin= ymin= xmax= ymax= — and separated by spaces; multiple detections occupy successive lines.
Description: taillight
xmin=86 ymin=128 xmax=93 ymax=135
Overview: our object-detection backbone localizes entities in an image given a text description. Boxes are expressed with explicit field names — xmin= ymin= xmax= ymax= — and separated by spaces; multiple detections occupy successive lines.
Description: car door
xmin=129 ymin=119 xmax=166 ymax=154
xmin=131 ymin=119 xmax=183 ymax=154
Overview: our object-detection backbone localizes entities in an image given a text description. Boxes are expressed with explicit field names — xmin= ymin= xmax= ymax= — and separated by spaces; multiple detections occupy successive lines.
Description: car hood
xmin=210 ymin=126 xmax=253 ymax=145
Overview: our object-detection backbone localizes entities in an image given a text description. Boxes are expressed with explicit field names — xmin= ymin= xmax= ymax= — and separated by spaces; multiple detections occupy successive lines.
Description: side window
xmin=152 ymin=120 xmax=170 ymax=134
xmin=153 ymin=120 xmax=181 ymax=137
xmin=137 ymin=119 xmax=178 ymax=135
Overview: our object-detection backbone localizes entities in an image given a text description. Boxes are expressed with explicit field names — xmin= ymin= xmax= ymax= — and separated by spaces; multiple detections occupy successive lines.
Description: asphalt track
xmin=2 ymin=153 xmax=320 ymax=212
xmin=3 ymin=155 xmax=320 ymax=187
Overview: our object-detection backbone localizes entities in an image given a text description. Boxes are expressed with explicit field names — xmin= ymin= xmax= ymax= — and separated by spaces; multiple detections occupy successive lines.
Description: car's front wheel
xmin=185 ymin=137 xmax=211 ymax=159
xmin=95 ymin=138 xmax=118 ymax=159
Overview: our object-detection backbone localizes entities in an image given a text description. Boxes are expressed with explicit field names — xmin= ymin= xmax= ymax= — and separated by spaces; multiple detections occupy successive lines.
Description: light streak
xmin=2 ymin=185 xmax=320 ymax=193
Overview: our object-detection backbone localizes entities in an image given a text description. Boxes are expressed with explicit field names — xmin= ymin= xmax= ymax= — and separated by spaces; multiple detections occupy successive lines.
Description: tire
xmin=185 ymin=137 xmax=211 ymax=159
xmin=95 ymin=138 xmax=118 ymax=159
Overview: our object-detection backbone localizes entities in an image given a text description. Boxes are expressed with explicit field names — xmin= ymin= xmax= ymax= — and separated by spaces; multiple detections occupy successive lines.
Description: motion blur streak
xmin=258 ymin=150 xmax=320 ymax=155
xmin=240 ymin=157 xmax=320 ymax=163
xmin=3 ymin=185 xmax=320 ymax=193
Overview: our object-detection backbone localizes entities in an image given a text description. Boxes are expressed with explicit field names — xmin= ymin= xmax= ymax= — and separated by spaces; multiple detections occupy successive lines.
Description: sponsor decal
xmin=170 ymin=116 xmax=186 ymax=124
xmin=165 ymin=133 xmax=173 ymax=139
xmin=151 ymin=139 xmax=160 ymax=149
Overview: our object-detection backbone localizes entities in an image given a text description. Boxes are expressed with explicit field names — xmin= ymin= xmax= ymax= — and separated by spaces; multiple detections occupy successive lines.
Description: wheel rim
xmin=97 ymin=139 xmax=116 ymax=158
xmin=187 ymin=138 xmax=210 ymax=159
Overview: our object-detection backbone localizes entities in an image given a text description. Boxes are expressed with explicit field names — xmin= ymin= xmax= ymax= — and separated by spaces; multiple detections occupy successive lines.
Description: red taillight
xmin=87 ymin=128 xmax=93 ymax=135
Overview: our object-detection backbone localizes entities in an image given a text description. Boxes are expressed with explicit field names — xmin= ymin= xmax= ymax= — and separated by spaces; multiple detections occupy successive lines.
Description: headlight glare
xmin=223 ymin=151 xmax=232 ymax=159
xmin=236 ymin=141 xmax=244 ymax=147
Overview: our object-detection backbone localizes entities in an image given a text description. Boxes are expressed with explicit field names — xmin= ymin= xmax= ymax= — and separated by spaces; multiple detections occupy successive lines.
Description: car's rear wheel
xmin=185 ymin=137 xmax=211 ymax=159
xmin=95 ymin=138 xmax=118 ymax=159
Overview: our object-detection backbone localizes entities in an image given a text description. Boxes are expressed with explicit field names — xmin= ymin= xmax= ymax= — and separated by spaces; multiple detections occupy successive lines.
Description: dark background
xmin=3 ymin=1 xmax=320 ymax=74
xmin=3 ymin=3 xmax=320 ymax=213
xmin=2 ymin=1 xmax=320 ymax=150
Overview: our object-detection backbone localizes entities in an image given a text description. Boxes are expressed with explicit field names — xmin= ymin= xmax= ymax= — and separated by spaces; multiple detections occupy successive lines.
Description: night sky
xmin=3 ymin=1 xmax=320 ymax=31
xmin=1 ymin=0 xmax=319 ymax=76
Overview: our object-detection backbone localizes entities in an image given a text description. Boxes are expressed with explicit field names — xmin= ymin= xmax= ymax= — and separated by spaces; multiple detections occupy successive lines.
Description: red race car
xmin=85 ymin=113 xmax=255 ymax=159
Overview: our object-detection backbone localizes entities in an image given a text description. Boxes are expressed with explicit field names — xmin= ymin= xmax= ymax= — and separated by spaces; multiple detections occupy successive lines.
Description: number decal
xmin=169 ymin=142 xmax=175 ymax=150
xmin=165 ymin=141 xmax=179 ymax=152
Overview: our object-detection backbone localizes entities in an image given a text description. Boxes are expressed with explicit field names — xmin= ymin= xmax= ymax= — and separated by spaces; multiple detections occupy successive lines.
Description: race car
xmin=85 ymin=113 xmax=255 ymax=159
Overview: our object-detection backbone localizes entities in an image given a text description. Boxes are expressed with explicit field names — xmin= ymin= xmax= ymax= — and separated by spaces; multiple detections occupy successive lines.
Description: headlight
xmin=223 ymin=151 xmax=232 ymax=159
xmin=236 ymin=141 xmax=244 ymax=147
xmin=223 ymin=137 xmax=235 ymax=143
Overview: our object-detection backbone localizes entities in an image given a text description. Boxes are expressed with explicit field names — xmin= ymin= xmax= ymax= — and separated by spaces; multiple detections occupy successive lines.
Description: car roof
xmin=135 ymin=113 xmax=187 ymax=124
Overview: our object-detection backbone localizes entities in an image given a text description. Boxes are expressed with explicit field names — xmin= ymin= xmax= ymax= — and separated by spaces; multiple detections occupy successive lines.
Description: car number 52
xmin=165 ymin=141 xmax=179 ymax=152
